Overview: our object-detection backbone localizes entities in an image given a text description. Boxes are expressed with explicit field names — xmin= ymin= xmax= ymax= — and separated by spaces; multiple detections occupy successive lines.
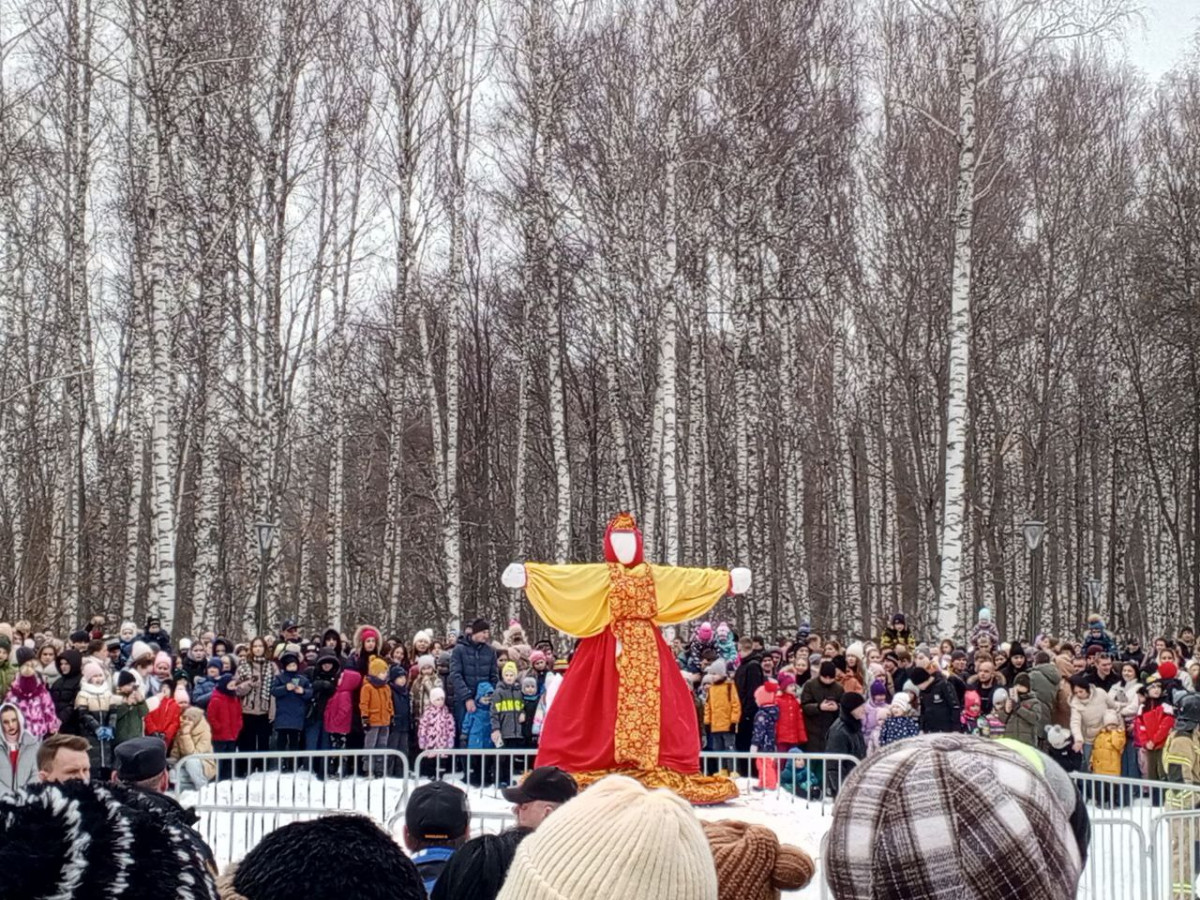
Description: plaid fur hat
xmin=823 ymin=734 xmax=1084 ymax=900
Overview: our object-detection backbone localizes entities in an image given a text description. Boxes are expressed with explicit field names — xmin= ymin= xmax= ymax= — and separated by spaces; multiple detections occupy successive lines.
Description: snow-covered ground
xmin=179 ymin=770 xmax=1181 ymax=900
xmin=180 ymin=770 xmax=834 ymax=898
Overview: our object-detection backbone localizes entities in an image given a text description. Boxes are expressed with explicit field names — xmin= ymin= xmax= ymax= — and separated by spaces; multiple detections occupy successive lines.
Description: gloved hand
xmin=96 ymin=726 xmax=114 ymax=741
xmin=361 ymin=716 xmax=371 ymax=731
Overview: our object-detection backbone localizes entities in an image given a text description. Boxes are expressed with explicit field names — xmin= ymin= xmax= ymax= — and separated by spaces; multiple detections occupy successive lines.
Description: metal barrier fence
xmin=173 ymin=749 xmax=410 ymax=867
xmin=174 ymin=745 xmax=1200 ymax=899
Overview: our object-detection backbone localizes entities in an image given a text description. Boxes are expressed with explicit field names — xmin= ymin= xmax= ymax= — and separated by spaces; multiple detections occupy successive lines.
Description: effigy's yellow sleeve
xmin=524 ymin=563 xmax=613 ymax=638
xmin=649 ymin=565 xmax=730 ymax=624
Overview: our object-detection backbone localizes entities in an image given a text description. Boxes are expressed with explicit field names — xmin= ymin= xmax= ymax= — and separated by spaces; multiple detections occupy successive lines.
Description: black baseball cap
xmin=115 ymin=737 xmax=168 ymax=782
xmin=405 ymin=781 xmax=470 ymax=841
xmin=282 ymin=619 xmax=299 ymax=631
xmin=501 ymin=766 xmax=578 ymax=805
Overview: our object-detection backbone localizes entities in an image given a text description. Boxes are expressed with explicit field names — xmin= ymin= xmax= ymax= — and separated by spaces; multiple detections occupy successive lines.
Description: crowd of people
xmin=2 ymin=605 xmax=1199 ymax=898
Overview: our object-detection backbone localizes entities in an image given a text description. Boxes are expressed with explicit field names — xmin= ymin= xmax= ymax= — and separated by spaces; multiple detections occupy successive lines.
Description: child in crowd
xmin=878 ymin=692 xmax=919 ymax=746
xmin=171 ymin=706 xmax=216 ymax=791
xmin=703 ymin=658 xmax=741 ymax=752
xmin=112 ymin=670 xmax=148 ymax=745
xmin=306 ymin=649 xmax=340 ymax=753
xmin=961 ymin=690 xmax=982 ymax=734
xmin=206 ymin=673 xmax=242 ymax=753
xmin=149 ymin=651 xmax=173 ymax=695
xmin=492 ymin=661 xmax=526 ymax=785
xmin=325 ymin=665 xmax=362 ymax=757
xmin=998 ymin=672 xmax=1047 ymax=747
xmin=1045 ymin=723 xmax=1083 ymax=773
xmin=388 ymin=663 xmax=412 ymax=768
xmin=520 ymin=676 xmax=540 ymax=747
xmin=360 ymin=657 xmax=394 ymax=774
xmin=410 ymin=654 xmax=442 ymax=725
xmin=271 ymin=651 xmax=312 ymax=757
xmin=4 ymin=647 xmax=59 ymax=738
xmin=75 ymin=659 xmax=117 ymax=778
xmin=143 ymin=678 xmax=182 ymax=748
xmin=864 ymin=679 xmax=890 ymax=753
xmin=775 ymin=672 xmax=805 ymax=752
xmin=976 ymin=688 xmax=1006 ymax=737
xmin=191 ymin=658 xmax=221 ymax=710
xmin=464 ymin=681 xmax=497 ymax=786
xmin=1091 ymin=709 xmax=1128 ymax=807
xmin=417 ymin=686 xmax=456 ymax=754
xmin=751 ymin=682 xmax=780 ymax=789
xmin=1135 ymin=678 xmax=1174 ymax=783
xmin=715 ymin=622 xmax=739 ymax=669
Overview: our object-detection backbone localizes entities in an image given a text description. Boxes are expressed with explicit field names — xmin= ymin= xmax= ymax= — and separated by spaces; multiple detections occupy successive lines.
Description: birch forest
xmin=0 ymin=0 xmax=1196 ymax=644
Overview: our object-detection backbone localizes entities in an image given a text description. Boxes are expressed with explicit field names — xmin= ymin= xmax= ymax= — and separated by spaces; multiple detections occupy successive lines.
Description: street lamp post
xmin=1086 ymin=577 xmax=1103 ymax=608
xmin=255 ymin=521 xmax=275 ymax=638
xmin=1020 ymin=519 xmax=1046 ymax=639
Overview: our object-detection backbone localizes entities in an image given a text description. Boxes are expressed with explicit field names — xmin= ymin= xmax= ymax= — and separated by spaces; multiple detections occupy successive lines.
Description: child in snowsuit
xmin=191 ymin=659 xmax=221 ymax=710
xmin=1091 ymin=709 xmax=1128 ymax=807
xmin=520 ymin=676 xmax=540 ymax=747
xmin=775 ymin=672 xmax=806 ymax=753
xmin=974 ymin=688 xmax=1006 ymax=738
xmin=271 ymin=651 xmax=313 ymax=763
xmin=998 ymin=672 xmax=1048 ymax=748
xmin=751 ymin=682 xmax=780 ymax=789
xmin=961 ymin=689 xmax=983 ymax=734
xmin=206 ymin=673 xmax=243 ymax=782
xmin=75 ymin=659 xmax=117 ymax=779
xmin=410 ymin=654 xmax=442 ymax=727
xmin=703 ymin=658 xmax=742 ymax=753
xmin=417 ymin=685 xmax=456 ymax=775
xmin=492 ymin=661 xmax=526 ymax=785
xmin=687 ymin=623 xmax=719 ymax=675
xmin=360 ymin=657 xmax=394 ymax=775
xmin=967 ymin=607 xmax=1001 ymax=653
xmin=464 ymin=681 xmax=496 ymax=786
xmin=4 ymin=647 xmax=59 ymax=739
xmin=864 ymin=679 xmax=890 ymax=753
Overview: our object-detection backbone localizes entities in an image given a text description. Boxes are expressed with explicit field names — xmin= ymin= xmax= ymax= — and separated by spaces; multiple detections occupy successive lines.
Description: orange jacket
xmin=359 ymin=658 xmax=395 ymax=727
xmin=704 ymin=680 xmax=742 ymax=733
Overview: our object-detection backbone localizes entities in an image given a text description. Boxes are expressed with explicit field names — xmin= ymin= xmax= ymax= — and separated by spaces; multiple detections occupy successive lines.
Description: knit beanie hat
xmin=716 ymin=622 xmax=731 ymax=639
xmin=117 ymin=669 xmax=137 ymax=688
xmin=707 ymin=658 xmax=728 ymax=679
xmin=502 ymin=660 xmax=519 ymax=678
xmin=776 ymin=672 xmax=795 ymax=692
xmin=845 ymin=641 xmax=864 ymax=661
xmin=82 ymin=659 xmax=106 ymax=682
xmin=1014 ymin=672 xmax=1032 ymax=691
xmin=841 ymin=691 xmax=865 ymax=714
xmin=1158 ymin=660 xmax=1178 ymax=680
xmin=155 ymin=650 xmax=172 ymax=668
xmin=703 ymin=819 xmax=813 ymax=900
xmin=824 ymin=734 xmax=1083 ymax=900
xmin=129 ymin=640 xmax=153 ymax=663
xmin=217 ymin=815 xmax=423 ymax=900
xmin=496 ymin=775 xmax=717 ymax=900
xmin=522 ymin=676 xmax=538 ymax=692
xmin=890 ymin=693 xmax=912 ymax=715
xmin=809 ymin=652 xmax=823 ymax=669
xmin=430 ymin=687 xmax=446 ymax=704
xmin=175 ymin=682 xmax=191 ymax=706
xmin=529 ymin=650 xmax=548 ymax=666
xmin=992 ymin=688 xmax=1009 ymax=707
xmin=15 ymin=645 xmax=34 ymax=666
xmin=869 ymin=678 xmax=888 ymax=698
xmin=697 ymin=622 xmax=714 ymax=642
xmin=417 ymin=654 xmax=436 ymax=670
xmin=414 ymin=629 xmax=434 ymax=645
xmin=819 ymin=661 xmax=837 ymax=680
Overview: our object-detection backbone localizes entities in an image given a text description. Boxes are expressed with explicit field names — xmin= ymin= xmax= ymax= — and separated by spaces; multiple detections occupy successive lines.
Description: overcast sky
xmin=1126 ymin=0 xmax=1198 ymax=79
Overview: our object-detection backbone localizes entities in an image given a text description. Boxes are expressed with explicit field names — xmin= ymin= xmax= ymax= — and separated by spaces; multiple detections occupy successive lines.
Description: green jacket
xmin=999 ymin=695 xmax=1047 ymax=748
xmin=112 ymin=698 xmax=148 ymax=744
xmin=0 ymin=660 xmax=15 ymax=700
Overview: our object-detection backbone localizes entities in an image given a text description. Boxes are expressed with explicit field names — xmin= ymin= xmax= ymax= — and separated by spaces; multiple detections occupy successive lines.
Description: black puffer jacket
xmin=449 ymin=635 xmax=498 ymax=723
xmin=49 ymin=650 xmax=82 ymax=734
xmin=825 ymin=709 xmax=866 ymax=795
xmin=309 ymin=650 xmax=341 ymax=724
xmin=918 ymin=672 xmax=961 ymax=734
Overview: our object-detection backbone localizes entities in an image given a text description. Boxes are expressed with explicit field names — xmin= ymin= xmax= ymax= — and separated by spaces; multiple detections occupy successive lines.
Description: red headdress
xmin=603 ymin=511 xmax=644 ymax=566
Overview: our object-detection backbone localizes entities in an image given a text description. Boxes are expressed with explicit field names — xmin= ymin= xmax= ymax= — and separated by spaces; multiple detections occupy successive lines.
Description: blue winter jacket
xmin=450 ymin=637 xmax=499 ymax=725
xmin=191 ymin=676 xmax=216 ymax=710
xmin=464 ymin=682 xmax=496 ymax=749
xmin=270 ymin=672 xmax=313 ymax=731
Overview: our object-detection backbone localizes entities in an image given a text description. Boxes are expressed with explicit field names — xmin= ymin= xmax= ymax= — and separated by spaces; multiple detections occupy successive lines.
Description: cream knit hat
xmin=497 ymin=775 xmax=718 ymax=900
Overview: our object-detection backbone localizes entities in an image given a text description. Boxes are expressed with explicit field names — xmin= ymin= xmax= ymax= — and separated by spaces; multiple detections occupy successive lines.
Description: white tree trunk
xmin=937 ymin=0 xmax=979 ymax=639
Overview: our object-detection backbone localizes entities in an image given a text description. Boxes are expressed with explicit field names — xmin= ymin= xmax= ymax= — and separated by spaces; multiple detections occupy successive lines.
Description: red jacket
xmin=207 ymin=690 xmax=244 ymax=742
xmin=1134 ymin=703 xmax=1174 ymax=749
xmin=775 ymin=692 xmax=806 ymax=746
xmin=143 ymin=697 xmax=181 ymax=749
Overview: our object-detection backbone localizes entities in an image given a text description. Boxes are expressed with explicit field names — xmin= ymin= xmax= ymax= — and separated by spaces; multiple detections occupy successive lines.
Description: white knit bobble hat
xmin=497 ymin=775 xmax=718 ymax=900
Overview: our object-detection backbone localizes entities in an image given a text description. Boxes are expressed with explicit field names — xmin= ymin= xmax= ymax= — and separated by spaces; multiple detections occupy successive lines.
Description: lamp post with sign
xmin=1021 ymin=519 xmax=1046 ymax=638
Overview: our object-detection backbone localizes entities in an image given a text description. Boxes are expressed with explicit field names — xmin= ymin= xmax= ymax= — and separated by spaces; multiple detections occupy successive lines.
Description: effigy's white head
xmin=610 ymin=531 xmax=638 ymax=565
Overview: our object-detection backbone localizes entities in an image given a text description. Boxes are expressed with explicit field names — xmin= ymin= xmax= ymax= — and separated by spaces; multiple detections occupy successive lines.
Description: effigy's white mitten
xmin=501 ymin=562 xmax=527 ymax=589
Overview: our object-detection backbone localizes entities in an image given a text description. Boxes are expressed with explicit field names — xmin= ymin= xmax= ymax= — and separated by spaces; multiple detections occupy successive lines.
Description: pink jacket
xmin=323 ymin=669 xmax=362 ymax=735
xmin=5 ymin=675 xmax=60 ymax=739
xmin=418 ymin=705 xmax=456 ymax=750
